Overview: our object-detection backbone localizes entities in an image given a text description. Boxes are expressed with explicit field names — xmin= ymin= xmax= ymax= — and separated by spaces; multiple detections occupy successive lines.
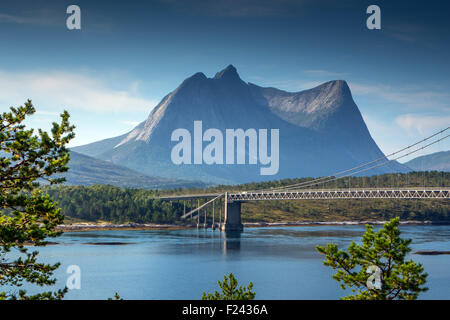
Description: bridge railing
xmin=157 ymin=187 xmax=450 ymax=201
xmin=227 ymin=188 xmax=450 ymax=201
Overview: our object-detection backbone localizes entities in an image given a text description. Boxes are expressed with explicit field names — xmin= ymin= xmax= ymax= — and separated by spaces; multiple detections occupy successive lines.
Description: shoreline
xmin=57 ymin=223 xmax=189 ymax=232
xmin=57 ymin=220 xmax=450 ymax=232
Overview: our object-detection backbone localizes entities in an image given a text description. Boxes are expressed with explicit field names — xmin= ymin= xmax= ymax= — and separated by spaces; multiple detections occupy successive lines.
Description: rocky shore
xmin=243 ymin=220 xmax=450 ymax=227
xmin=57 ymin=223 xmax=190 ymax=232
xmin=57 ymin=220 xmax=450 ymax=232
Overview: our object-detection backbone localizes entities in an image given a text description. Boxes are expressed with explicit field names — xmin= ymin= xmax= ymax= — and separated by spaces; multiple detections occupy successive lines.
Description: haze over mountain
xmin=63 ymin=151 xmax=207 ymax=189
xmin=404 ymin=151 xmax=450 ymax=172
xmin=73 ymin=65 xmax=407 ymax=184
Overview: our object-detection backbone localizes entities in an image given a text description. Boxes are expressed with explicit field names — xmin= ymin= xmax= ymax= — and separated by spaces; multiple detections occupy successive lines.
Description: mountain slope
xmin=64 ymin=151 xmax=206 ymax=189
xmin=70 ymin=133 xmax=129 ymax=159
xmin=72 ymin=65 xmax=407 ymax=184
xmin=248 ymin=79 xmax=388 ymax=168
xmin=404 ymin=151 xmax=450 ymax=171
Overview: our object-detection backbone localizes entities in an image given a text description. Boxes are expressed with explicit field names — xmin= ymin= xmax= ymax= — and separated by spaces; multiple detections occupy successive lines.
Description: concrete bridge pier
xmin=220 ymin=192 xmax=243 ymax=232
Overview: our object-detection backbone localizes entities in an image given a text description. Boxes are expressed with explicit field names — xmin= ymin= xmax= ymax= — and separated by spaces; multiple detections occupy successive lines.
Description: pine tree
xmin=0 ymin=100 xmax=75 ymax=299
xmin=316 ymin=217 xmax=428 ymax=300
xmin=202 ymin=272 xmax=255 ymax=300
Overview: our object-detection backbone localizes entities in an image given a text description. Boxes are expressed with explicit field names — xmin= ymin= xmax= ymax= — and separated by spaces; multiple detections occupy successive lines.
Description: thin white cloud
xmin=361 ymin=114 xmax=390 ymax=137
xmin=395 ymin=114 xmax=450 ymax=135
xmin=0 ymin=8 xmax=61 ymax=26
xmin=0 ymin=70 xmax=158 ymax=113
xmin=35 ymin=110 xmax=60 ymax=116
xmin=120 ymin=120 xmax=141 ymax=126
xmin=297 ymin=81 xmax=326 ymax=91
xmin=355 ymin=83 xmax=449 ymax=155
xmin=348 ymin=82 xmax=449 ymax=111
xmin=160 ymin=0 xmax=315 ymax=17
xmin=385 ymin=23 xmax=424 ymax=43
xmin=249 ymin=78 xmax=323 ymax=91
xmin=304 ymin=69 xmax=346 ymax=77
xmin=0 ymin=14 xmax=28 ymax=24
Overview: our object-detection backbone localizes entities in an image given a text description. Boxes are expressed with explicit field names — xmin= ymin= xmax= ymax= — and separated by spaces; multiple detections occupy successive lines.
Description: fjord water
xmin=30 ymin=225 xmax=449 ymax=299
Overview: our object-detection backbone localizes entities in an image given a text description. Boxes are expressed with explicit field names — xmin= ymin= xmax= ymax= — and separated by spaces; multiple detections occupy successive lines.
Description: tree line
xmin=43 ymin=172 xmax=450 ymax=224
xmin=44 ymin=185 xmax=185 ymax=224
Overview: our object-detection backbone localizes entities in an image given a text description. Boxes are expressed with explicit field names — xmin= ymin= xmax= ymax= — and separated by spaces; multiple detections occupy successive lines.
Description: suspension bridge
xmin=159 ymin=127 xmax=450 ymax=232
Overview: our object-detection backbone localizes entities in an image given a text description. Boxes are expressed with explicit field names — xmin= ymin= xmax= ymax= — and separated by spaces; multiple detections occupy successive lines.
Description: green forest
xmin=44 ymin=172 xmax=450 ymax=224
xmin=45 ymin=185 xmax=183 ymax=223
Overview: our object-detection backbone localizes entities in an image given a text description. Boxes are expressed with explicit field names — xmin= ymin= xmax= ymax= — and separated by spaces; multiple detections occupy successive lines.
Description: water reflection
xmin=222 ymin=231 xmax=241 ymax=253
xmin=25 ymin=225 xmax=450 ymax=299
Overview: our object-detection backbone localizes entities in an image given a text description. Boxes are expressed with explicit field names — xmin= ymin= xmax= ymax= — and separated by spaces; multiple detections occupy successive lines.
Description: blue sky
xmin=0 ymin=0 xmax=449 ymax=162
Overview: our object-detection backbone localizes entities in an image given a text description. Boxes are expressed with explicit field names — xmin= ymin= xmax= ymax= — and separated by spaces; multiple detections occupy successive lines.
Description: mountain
xmin=72 ymin=65 xmax=408 ymax=184
xmin=404 ymin=151 xmax=450 ymax=172
xmin=63 ymin=151 xmax=207 ymax=189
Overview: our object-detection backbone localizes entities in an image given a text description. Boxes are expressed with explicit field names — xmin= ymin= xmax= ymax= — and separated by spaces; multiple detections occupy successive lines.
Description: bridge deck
xmin=158 ymin=188 xmax=450 ymax=201
xmin=228 ymin=188 xmax=450 ymax=201
xmin=158 ymin=193 xmax=221 ymax=201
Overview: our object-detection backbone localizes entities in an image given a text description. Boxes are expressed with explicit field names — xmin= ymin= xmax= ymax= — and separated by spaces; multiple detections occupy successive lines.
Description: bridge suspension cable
xmin=180 ymin=193 xmax=224 ymax=219
xmin=256 ymin=126 xmax=450 ymax=193
xmin=274 ymin=133 xmax=450 ymax=192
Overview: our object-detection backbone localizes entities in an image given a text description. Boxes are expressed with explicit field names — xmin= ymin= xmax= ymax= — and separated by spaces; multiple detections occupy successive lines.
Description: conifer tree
xmin=202 ymin=272 xmax=255 ymax=300
xmin=317 ymin=217 xmax=428 ymax=300
xmin=0 ymin=100 xmax=75 ymax=299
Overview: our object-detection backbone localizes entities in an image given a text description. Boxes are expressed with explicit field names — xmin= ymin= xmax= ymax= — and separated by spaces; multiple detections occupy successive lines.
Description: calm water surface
xmin=24 ymin=225 xmax=450 ymax=299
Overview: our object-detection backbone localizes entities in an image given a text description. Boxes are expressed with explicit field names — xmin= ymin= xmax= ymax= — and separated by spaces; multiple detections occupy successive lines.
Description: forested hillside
xmin=45 ymin=185 xmax=183 ymax=223
xmin=45 ymin=172 xmax=450 ymax=224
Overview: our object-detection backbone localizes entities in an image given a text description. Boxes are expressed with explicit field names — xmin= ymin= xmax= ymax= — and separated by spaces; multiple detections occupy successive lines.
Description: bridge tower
xmin=220 ymin=192 xmax=244 ymax=232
